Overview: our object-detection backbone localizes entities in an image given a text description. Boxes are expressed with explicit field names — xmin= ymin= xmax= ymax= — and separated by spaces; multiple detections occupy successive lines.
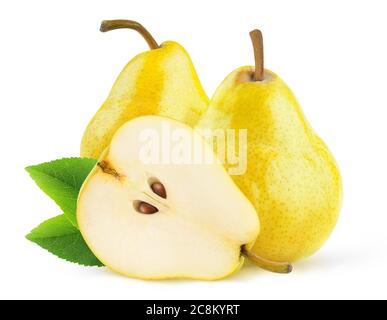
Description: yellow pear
xmin=197 ymin=30 xmax=342 ymax=265
xmin=81 ymin=20 xmax=208 ymax=159
xmin=78 ymin=116 xmax=260 ymax=280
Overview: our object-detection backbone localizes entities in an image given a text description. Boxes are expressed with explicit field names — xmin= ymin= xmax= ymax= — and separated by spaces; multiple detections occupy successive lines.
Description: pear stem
xmin=241 ymin=246 xmax=293 ymax=274
xmin=100 ymin=20 xmax=159 ymax=50
xmin=249 ymin=29 xmax=264 ymax=81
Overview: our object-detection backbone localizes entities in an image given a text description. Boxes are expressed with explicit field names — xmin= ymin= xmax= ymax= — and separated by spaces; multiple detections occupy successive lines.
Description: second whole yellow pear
xmin=197 ymin=30 xmax=342 ymax=266
xmin=81 ymin=20 xmax=208 ymax=159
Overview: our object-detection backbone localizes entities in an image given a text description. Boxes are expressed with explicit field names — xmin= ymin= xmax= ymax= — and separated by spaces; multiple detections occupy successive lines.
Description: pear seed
xmin=151 ymin=182 xmax=167 ymax=199
xmin=137 ymin=201 xmax=159 ymax=214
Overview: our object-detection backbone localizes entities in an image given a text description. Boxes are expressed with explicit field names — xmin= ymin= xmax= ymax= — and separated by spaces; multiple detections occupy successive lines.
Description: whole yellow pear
xmin=81 ymin=20 xmax=208 ymax=159
xmin=197 ymin=30 xmax=342 ymax=264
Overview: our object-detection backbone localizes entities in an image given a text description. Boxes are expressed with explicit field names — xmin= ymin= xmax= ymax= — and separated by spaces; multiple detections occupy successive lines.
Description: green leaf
xmin=26 ymin=215 xmax=103 ymax=267
xmin=25 ymin=158 xmax=97 ymax=227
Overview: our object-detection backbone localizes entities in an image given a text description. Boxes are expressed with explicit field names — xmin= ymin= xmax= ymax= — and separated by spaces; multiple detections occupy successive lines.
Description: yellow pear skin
xmin=198 ymin=65 xmax=342 ymax=264
xmin=81 ymin=20 xmax=209 ymax=159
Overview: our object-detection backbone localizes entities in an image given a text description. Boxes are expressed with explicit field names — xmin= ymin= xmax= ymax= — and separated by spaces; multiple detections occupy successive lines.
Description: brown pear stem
xmin=100 ymin=20 xmax=159 ymax=50
xmin=249 ymin=29 xmax=264 ymax=81
xmin=242 ymin=245 xmax=293 ymax=274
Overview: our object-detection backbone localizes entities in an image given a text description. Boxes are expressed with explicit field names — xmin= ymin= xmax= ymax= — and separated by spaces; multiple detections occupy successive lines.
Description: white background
xmin=0 ymin=0 xmax=386 ymax=300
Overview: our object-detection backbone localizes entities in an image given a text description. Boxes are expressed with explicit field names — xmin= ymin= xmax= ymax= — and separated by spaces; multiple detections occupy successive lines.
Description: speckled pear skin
xmin=81 ymin=41 xmax=209 ymax=159
xmin=197 ymin=67 xmax=342 ymax=262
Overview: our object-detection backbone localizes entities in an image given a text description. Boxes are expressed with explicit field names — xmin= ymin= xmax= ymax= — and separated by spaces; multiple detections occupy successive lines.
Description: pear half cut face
xmin=77 ymin=116 xmax=259 ymax=280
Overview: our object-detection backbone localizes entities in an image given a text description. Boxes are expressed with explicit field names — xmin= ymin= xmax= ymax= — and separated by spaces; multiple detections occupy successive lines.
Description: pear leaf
xmin=26 ymin=214 xmax=103 ymax=267
xmin=26 ymin=158 xmax=97 ymax=227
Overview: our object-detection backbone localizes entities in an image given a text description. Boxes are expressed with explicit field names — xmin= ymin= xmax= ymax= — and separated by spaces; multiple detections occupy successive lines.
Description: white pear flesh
xmin=77 ymin=116 xmax=259 ymax=280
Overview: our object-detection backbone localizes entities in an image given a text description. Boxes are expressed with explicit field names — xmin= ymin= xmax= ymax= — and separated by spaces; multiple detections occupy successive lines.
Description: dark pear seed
xmin=137 ymin=202 xmax=159 ymax=214
xmin=151 ymin=182 xmax=167 ymax=199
